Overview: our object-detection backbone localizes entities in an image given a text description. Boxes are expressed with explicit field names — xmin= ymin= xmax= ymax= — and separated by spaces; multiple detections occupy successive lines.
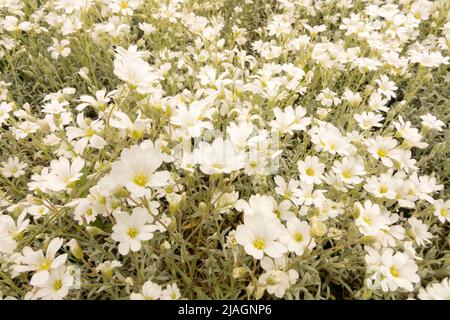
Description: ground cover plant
xmin=0 ymin=0 xmax=449 ymax=300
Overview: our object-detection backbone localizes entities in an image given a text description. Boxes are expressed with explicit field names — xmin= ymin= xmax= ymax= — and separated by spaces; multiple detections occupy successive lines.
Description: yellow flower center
xmin=53 ymin=279 xmax=63 ymax=290
xmin=342 ymin=170 xmax=352 ymax=179
xmin=253 ymin=239 xmax=265 ymax=250
xmin=294 ymin=233 xmax=303 ymax=242
xmin=127 ymin=228 xmax=138 ymax=238
xmin=120 ymin=1 xmax=129 ymax=9
xmin=379 ymin=186 xmax=388 ymax=194
xmin=133 ymin=174 xmax=148 ymax=187
xmin=441 ymin=209 xmax=448 ymax=217
xmin=377 ymin=148 xmax=388 ymax=158
xmin=39 ymin=258 xmax=52 ymax=271
xmin=390 ymin=267 xmax=399 ymax=277
xmin=363 ymin=216 xmax=372 ymax=225
xmin=267 ymin=275 xmax=280 ymax=285
xmin=130 ymin=129 xmax=144 ymax=140
xmin=305 ymin=167 xmax=315 ymax=176
xmin=85 ymin=127 xmax=95 ymax=137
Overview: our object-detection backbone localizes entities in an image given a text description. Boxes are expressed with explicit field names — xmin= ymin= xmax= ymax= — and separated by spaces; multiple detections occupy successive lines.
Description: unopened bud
xmin=160 ymin=240 xmax=171 ymax=251
xmin=361 ymin=235 xmax=377 ymax=245
xmin=310 ymin=217 xmax=327 ymax=237
xmin=232 ymin=267 xmax=246 ymax=279
xmin=254 ymin=285 xmax=265 ymax=300
xmin=86 ymin=226 xmax=108 ymax=236
xmin=67 ymin=239 xmax=84 ymax=260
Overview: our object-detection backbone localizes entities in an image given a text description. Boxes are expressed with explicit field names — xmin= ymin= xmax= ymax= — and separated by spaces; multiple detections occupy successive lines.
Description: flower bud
xmin=86 ymin=226 xmax=108 ymax=236
xmin=67 ymin=239 xmax=84 ymax=260
xmin=360 ymin=235 xmax=376 ymax=245
xmin=310 ymin=217 xmax=327 ymax=237
xmin=232 ymin=267 xmax=246 ymax=279
xmin=160 ymin=240 xmax=171 ymax=251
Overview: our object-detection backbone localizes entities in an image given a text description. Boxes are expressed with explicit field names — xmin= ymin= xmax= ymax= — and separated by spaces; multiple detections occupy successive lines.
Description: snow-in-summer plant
xmin=0 ymin=0 xmax=449 ymax=300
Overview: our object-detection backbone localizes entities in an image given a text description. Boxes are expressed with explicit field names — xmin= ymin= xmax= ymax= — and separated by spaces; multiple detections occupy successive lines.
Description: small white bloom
xmin=0 ymin=156 xmax=27 ymax=178
xmin=131 ymin=280 xmax=162 ymax=300
xmin=111 ymin=208 xmax=158 ymax=255
xmin=235 ymin=213 xmax=287 ymax=260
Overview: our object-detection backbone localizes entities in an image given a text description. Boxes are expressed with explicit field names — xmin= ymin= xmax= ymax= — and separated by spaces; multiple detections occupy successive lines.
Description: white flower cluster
xmin=0 ymin=0 xmax=449 ymax=300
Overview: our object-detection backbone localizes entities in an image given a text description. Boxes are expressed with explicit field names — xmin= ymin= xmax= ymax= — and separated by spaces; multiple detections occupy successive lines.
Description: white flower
xmin=432 ymin=199 xmax=450 ymax=223
xmin=0 ymin=213 xmax=29 ymax=254
xmin=355 ymin=202 xmax=404 ymax=247
xmin=44 ymin=157 xmax=85 ymax=192
xmin=0 ymin=102 xmax=12 ymax=125
xmin=280 ymin=218 xmax=315 ymax=256
xmin=161 ymin=283 xmax=181 ymax=300
xmin=235 ymin=213 xmax=287 ymax=260
xmin=379 ymin=249 xmax=420 ymax=292
xmin=96 ymin=260 xmax=122 ymax=278
xmin=72 ymin=198 xmax=97 ymax=225
xmin=393 ymin=116 xmax=427 ymax=149
xmin=408 ymin=49 xmax=449 ymax=68
xmin=66 ymin=114 xmax=106 ymax=152
xmin=33 ymin=266 xmax=74 ymax=300
xmin=0 ymin=156 xmax=27 ymax=178
xmin=113 ymin=53 xmax=159 ymax=94
xmin=139 ymin=22 xmax=155 ymax=35
xmin=131 ymin=280 xmax=162 ymax=300
xmin=274 ymin=175 xmax=300 ymax=203
xmin=407 ymin=217 xmax=432 ymax=246
xmin=111 ymin=208 xmax=158 ymax=255
xmin=109 ymin=143 xmax=170 ymax=197
xmin=297 ymin=156 xmax=325 ymax=185
xmin=309 ymin=123 xmax=353 ymax=156
xmin=47 ymin=38 xmax=71 ymax=60
xmin=420 ymin=113 xmax=445 ymax=132
xmin=269 ymin=106 xmax=310 ymax=135
xmin=316 ymin=88 xmax=341 ymax=107
xmin=331 ymin=156 xmax=366 ymax=185
xmin=170 ymin=100 xmax=214 ymax=138
xmin=375 ymin=75 xmax=397 ymax=100
xmin=342 ymin=88 xmax=362 ymax=107
xmin=76 ymin=89 xmax=116 ymax=112
xmin=292 ymin=182 xmax=326 ymax=207
xmin=235 ymin=194 xmax=278 ymax=220
xmin=110 ymin=111 xmax=151 ymax=140
xmin=13 ymin=237 xmax=67 ymax=286
xmin=258 ymin=257 xmax=299 ymax=298
xmin=194 ymin=137 xmax=245 ymax=175
xmin=109 ymin=0 xmax=141 ymax=16
xmin=27 ymin=205 xmax=50 ymax=220
xmin=354 ymin=112 xmax=384 ymax=130
xmin=227 ymin=121 xmax=254 ymax=149
xmin=418 ymin=278 xmax=450 ymax=300
xmin=364 ymin=173 xmax=397 ymax=199
xmin=274 ymin=200 xmax=296 ymax=221
xmin=368 ymin=92 xmax=389 ymax=112
xmin=365 ymin=247 xmax=420 ymax=292
xmin=354 ymin=200 xmax=391 ymax=236
xmin=365 ymin=136 xmax=402 ymax=167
